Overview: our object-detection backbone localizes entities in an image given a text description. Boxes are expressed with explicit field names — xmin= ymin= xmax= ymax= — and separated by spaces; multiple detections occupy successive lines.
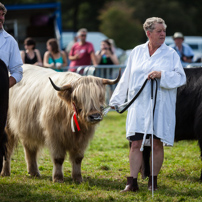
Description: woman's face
xmin=24 ymin=43 xmax=34 ymax=51
xmin=148 ymin=23 xmax=166 ymax=46
xmin=101 ymin=42 xmax=110 ymax=50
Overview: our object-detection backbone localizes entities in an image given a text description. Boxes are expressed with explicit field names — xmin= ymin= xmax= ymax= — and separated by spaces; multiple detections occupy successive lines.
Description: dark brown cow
xmin=142 ymin=67 xmax=202 ymax=181
xmin=0 ymin=59 xmax=8 ymax=172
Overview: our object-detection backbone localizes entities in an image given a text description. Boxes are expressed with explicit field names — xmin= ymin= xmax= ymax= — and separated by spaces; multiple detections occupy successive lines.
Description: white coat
xmin=0 ymin=29 xmax=23 ymax=83
xmin=109 ymin=41 xmax=186 ymax=146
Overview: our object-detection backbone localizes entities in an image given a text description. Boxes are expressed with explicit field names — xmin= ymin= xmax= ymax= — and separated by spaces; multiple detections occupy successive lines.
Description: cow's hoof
xmin=1 ymin=171 xmax=10 ymax=176
xmin=53 ymin=178 xmax=64 ymax=183
xmin=73 ymin=174 xmax=83 ymax=184
xmin=28 ymin=171 xmax=40 ymax=177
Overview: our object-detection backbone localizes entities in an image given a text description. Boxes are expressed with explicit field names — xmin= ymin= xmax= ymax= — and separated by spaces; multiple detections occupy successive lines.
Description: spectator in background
xmin=170 ymin=32 xmax=194 ymax=63
xmin=108 ymin=38 xmax=116 ymax=56
xmin=43 ymin=38 xmax=67 ymax=72
xmin=65 ymin=35 xmax=78 ymax=56
xmin=68 ymin=28 xmax=97 ymax=72
xmin=65 ymin=35 xmax=78 ymax=66
xmin=21 ymin=37 xmax=42 ymax=66
xmin=96 ymin=39 xmax=119 ymax=65
xmin=96 ymin=39 xmax=119 ymax=78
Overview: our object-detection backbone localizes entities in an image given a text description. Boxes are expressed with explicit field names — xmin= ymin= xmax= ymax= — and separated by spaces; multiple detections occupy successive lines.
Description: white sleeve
xmin=8 ymin=40 xmax=23 ymax=83
xmin=160 ymin=52 xmax=186 ymax=89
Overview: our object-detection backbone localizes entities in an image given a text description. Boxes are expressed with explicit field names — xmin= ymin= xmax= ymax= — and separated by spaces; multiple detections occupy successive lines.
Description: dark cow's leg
xmin=24 ymin=144 xmax=40 ymax=177
xmin=49 ymin=144 xmax=66 ymax=183
xmin=53 ymin=157 xmax=65 ymax=183
xmin=69 ymin=151 xmax=84 ymax=183
xmin=197 ymin=130 xmax=202 ymax=181
xmin=0 ymin=131 xmax=7 ymax=173
xmin=200 ymin=142 xmax=202 ymax=181
xmin=142 ymin=146 xmax=151 ymax=178
xmin=1 ymin=125 xmax=17 ymax=176
xmin=0 ymin=60 xmax=9 ymax=173
xmin=194 ymin=105 xmax=202 ymax=181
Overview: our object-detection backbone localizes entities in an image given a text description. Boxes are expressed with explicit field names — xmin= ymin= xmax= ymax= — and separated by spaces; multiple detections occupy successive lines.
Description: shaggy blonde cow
xmin=2 ymin=65 xmax=120 ymax=183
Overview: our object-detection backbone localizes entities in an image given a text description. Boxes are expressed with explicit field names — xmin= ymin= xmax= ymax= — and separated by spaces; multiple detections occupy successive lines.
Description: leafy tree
xmin=61 ymin=0 xmax=110 ymax=32
xmin=125 ymin=0 xmax=201 ymax=36
xmin=4 ymin=0 xmax=202 ymax=40
xmin=99 ymin=2 xmax=144 ymax=50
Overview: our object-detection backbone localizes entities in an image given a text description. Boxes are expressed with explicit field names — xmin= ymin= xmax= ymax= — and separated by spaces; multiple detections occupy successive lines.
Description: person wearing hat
xmin=170 ymin=32 xmax=194 ymax=63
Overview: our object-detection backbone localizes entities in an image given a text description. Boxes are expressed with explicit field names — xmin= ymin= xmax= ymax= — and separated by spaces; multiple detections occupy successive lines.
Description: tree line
xmin=4 ymin=0 xmax=202 ymax=50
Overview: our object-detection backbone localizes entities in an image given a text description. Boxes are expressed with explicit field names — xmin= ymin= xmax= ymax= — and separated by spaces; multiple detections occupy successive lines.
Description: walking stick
xmin=151 ymin=79 xmax=154 ymax=197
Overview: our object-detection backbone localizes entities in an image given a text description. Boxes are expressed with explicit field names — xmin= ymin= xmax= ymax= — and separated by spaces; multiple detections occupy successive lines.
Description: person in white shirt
xmin=0 ymin=2 xmax=23 ymax=173
xmin=0 ymin=2 xmax=23 ymax=88
xmin=109 ymin=17 xmax=186 ymax=192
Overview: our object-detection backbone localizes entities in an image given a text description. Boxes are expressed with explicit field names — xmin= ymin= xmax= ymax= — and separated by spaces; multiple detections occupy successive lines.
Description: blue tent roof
xmin=5 ymin=2 xmax=61 ymax=11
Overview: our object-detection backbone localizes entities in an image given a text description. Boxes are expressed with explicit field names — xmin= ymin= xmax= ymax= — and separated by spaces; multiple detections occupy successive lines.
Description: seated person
xmin=170 ymin=32 xmax=194 ymax=63
xmin=96 ymin=39 xmax=119 ymax=65
xmin=96 ymin=39 xmax=119 ymax=78
xmin=43 ymin=38 xmax=67 ymax=72
xmin=21 ymin=37 xmax=42 ymax=66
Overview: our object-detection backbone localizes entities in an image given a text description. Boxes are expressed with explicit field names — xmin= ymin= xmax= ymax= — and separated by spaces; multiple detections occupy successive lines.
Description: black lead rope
xmin=114 ymin=78 xmax=158 ymax=114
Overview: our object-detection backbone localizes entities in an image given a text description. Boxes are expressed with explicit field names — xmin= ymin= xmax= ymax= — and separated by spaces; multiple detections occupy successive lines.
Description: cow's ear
xmin=58 ymin=87 xmax=73 ymax=103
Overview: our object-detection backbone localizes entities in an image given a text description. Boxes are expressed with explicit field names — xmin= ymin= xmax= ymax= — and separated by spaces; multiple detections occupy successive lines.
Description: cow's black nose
xmin=89 ymin=113 xmax=102 ymax=121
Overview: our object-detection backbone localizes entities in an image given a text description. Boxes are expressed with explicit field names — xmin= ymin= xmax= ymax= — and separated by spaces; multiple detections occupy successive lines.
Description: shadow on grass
xmin=159 ymin=184 xmax=202 ymax=199
xmin=2 ymin=174 xmax=202 ymax=201
xmin=81 ymin=176 xmax=132 ymax=191
xmin=0 ymin=182 xmax=68 ymax=202
xmin=165 ymin=172 xmax=201 ymax=183
xmin=24 ymin=172 xmax=125 ymax=190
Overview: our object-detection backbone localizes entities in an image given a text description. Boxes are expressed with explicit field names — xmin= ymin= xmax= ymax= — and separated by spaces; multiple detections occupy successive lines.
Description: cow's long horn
xmin=49 ymin=77 xmax=72 ymax=91
xmin=102 ymin=68 xmax=121 ymax=85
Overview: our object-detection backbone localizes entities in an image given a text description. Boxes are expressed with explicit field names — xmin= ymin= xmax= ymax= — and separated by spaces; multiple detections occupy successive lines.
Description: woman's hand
xmin=148 ymin=71 xmax=161 ymax=80
xmin=101 ymin=48 xmax=111 ymax=56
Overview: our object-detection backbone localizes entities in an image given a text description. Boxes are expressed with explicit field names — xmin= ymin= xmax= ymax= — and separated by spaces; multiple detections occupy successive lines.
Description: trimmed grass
xmin=0 ymin=111 xmax=201 ymax=201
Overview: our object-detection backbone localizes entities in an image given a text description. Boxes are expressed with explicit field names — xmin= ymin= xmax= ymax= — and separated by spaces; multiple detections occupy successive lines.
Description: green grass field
xmin=0 ymin=111 xmax=201 ymax=201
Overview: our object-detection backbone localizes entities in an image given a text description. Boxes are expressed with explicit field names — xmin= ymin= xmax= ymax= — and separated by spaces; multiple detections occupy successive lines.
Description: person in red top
xmin=68 ymin=28 xmax=97 ymax=72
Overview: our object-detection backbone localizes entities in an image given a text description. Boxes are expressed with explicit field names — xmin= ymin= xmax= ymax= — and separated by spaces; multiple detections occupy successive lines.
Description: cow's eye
xmin=100 ymin=106 xmax=104 ymax=111
xmin=78 ymin=109 xmax=82 ymax=114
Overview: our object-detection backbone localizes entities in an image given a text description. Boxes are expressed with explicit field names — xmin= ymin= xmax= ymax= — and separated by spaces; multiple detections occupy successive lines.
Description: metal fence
xmin=52 ymin=65 xmax=126 ymax=104
xmin=52 ymin=62 xmax=202 ymax=104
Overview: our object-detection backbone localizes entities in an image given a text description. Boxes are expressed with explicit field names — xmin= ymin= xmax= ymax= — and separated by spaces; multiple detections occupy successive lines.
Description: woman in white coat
xmin=109 ymin=17 xmax=186 ymax=192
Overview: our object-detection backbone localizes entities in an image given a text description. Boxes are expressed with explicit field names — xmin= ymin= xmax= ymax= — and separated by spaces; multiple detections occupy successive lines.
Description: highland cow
xmin=2 ymin=64 xmax=120 ymax=183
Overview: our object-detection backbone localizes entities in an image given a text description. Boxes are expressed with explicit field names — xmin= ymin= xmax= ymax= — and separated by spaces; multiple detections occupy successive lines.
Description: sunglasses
xmin=81 ymin=34 xmax=86 ymax=37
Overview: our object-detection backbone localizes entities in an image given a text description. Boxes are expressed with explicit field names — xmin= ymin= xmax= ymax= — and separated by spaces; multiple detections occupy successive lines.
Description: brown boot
xmin=148 ymin=176 xmax=157 ymax=191
xmin=120 ymin=177 xmax=139 ymax=193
